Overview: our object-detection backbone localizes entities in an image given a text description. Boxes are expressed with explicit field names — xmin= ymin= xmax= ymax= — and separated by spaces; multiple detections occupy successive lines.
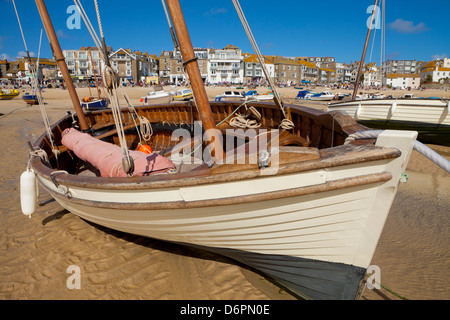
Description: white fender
xmin=447 ymin=101 xmax=450 ymax=116
xmin=20 ymin=169 xmax=38 ymax=218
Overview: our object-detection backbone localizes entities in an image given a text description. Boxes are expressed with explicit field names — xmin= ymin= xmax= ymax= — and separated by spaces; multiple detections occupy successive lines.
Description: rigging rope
xmin=345 ymin=130 xmax=450 ymax=173
xmin=231 ymin=0 xmax=289 ymax=121
xmin=12 ymin=0 xmax=58 ymax=158
xmin=74 ymin=0 xmax=135 ymax=175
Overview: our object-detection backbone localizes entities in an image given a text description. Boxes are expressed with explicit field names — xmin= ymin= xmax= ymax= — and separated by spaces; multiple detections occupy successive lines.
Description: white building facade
xmin=385 ymin=73 xmax=421 ymax=89
xmin=207 ymin=45 xmax=244 ymax=84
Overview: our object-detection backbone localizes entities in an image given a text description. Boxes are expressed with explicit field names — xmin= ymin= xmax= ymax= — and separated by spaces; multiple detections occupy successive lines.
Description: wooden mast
xmin=35 ymin=0 xmax=89 ymax=131
xmin=165 ymin=0 xmax=223 ymax=162
xmin=352 ymin=0 xmax=379 ymax=101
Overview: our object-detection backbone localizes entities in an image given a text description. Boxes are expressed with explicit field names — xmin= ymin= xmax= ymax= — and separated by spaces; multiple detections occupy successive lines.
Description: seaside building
xmin=159 ymin=50 xmax=173 ymax=83
xmin=444 ymin=57 xmax=450 ymax=68
xmin=207 ymin=45 xmax=244 ymax=85
xmin=382 ymin=59 xmax=417 ymax=76
xmin=159 ymin=48 xmax=208 ymax=84
xmin=4 ymin=60 xmax=26 ymax=81
xmin=318 ymin=68 xmax=336 ymax=85
xmin=385 ymin=73 xmax=421 ymax=89
xmin=135 ymin=51 xmax=159 ymax=83
xmin=0 ymin=59 xmax=9 ymax=79
xmin=306 ymin=56 xmax=335 ymax=68
xmin=342 ymin=64 xmax=353 ymax=84
xmin=64 ymin=46 xmax=110 ymax=83
xmin=419 ymin=58 xmax=450 ymax=83
xmin=243 ymin=54 xmax=274 ymax=85
xmin=296 ymin=60 xmax=318 ymax=84
xmin=335 ymin=63 xmax=345 ymax=84
xmin=109 ymin=48 xmax=155 ymax=83
xmin=63 ymin=46 xmax=155 ymax=84
xmin=266 ymin=56 xmax=301 ymax=85
xmin=363 ymin=70 xmax=382 ymax=87
xmin=4 ymin=57 xmax=58 ymax=82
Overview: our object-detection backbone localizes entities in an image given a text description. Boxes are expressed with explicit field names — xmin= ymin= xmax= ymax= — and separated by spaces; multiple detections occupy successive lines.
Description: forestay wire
xmin=12 ymin=0 xmax=58 ymax=158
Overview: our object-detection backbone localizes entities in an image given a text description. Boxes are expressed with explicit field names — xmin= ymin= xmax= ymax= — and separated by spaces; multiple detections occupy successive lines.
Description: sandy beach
xmin=0 ymin=86 xmax=448 ymax=300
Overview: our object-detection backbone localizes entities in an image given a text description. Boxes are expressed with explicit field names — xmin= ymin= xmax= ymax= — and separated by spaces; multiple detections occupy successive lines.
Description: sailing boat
xmin=327 ymin=0 xmax=450 ymax=146
xmin=80 ymin=47 xmax=109 ymax=110
xmin=23 ymin=0 xmax=424 ymax=300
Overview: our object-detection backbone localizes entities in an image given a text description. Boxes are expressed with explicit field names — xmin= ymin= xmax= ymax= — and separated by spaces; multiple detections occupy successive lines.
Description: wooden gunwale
xmin=31 ymin=101 xmax=398 ymax=190
xmin=32 ymin=144 xmax=399 ymax=190
xmin=39 ymin=171 xmax=392 ymax=210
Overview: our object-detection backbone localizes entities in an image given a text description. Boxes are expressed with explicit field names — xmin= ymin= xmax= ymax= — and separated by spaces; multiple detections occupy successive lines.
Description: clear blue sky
xmin=1 ymin=0 xmax=449 ymax=65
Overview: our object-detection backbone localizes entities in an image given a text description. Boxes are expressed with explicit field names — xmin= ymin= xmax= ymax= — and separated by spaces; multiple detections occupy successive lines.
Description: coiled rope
xmin=232 ymin=0 xmax=294 ymax=131
xmin=345 ymin=130 xmax=450 ymax=174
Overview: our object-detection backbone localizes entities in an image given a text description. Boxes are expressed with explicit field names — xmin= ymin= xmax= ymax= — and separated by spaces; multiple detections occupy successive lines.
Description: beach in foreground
xmin=0 ymin=86 xmax=448 ymax=300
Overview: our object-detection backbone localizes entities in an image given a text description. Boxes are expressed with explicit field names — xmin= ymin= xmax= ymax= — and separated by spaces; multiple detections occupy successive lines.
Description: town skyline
xmin=1 ymin=0 xmax=449 ymax=65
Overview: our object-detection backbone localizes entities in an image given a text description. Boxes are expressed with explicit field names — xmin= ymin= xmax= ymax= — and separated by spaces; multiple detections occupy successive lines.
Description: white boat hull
xmin=328 ymin=98 xmax=450 ymax=145
xmin=311 ymin=95 xmax=335 ymax=101
xmin=142 ymin=95 xmax=173 ymax=105
xmin=328 ymin=98 xmax=450 ymax=126
xmin=35 ymin=131 xmax=417 ymax=299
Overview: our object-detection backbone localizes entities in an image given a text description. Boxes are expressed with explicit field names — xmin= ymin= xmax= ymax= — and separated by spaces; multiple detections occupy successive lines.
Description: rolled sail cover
xmin=61 ymin=128 xmax=176 ymax=177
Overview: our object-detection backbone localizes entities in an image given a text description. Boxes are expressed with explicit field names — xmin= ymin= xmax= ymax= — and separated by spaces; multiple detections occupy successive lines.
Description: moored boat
xmin=310 ymin=91 xmax=335 ymax=101
xmin=214 ymin=90 xmax=244 ymax=102
xmin=140 ymin=85 xmax=173 ymax=105
xmin=327 ymin=98 xmax=450 ymax=146
xmin=81 ymin=96 xmax=109 ymax=110
xmin=22 ymin=0 xmax=446 ymax=300
xmin=22 ymin=92 xmax=39 ymax=105
xmin=0 ymin=88 xmax=19 ymax=100
xmin=173 ymin=88 xmax=193 ymax=101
